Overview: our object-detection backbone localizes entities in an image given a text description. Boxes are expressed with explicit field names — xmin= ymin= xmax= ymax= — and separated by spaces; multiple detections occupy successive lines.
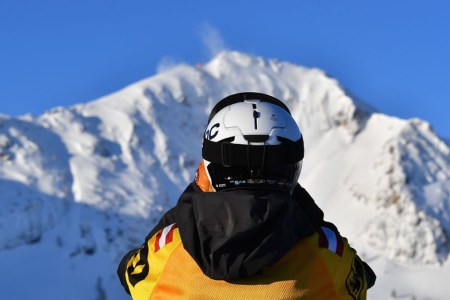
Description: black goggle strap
xmin=202 ymin=137 xmax=304 ymax=168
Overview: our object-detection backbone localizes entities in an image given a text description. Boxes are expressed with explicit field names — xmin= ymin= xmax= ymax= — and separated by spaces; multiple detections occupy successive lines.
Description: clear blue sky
xmin=1 ymin=0 xmax=449 ymax=138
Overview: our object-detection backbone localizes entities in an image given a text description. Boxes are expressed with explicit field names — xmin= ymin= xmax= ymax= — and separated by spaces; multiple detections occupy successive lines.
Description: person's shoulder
xmin=314 ymin=222 xmax=347 ymax=258
xmin=291 ymin=222 xmax=359 ymax=276
xmin=151 ymin=223 xmax=182 ymax=254
xmin=293 ymin=224 xmax=375 ymax=298
xmin=124 ymin=223 xmax=182 ymax=299
xmin=280 ymin=222 xmax=349 ymax=269
xmin=139 ymin=223 xmax=182 ymax=272
xmin=307 ymin=222 xmax=376 ymax=294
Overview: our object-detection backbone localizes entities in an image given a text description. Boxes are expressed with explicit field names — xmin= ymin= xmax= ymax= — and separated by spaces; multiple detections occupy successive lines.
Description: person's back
xmin=118 ymin=92 xmax=376 ymax=299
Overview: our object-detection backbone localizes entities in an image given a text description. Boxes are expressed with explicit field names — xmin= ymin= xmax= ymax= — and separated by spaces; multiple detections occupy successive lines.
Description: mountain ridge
xmin=0 ymin=51 xmax=449 ymax=299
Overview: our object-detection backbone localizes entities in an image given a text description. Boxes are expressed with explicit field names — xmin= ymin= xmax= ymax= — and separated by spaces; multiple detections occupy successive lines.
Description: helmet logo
xmin=231 ymin=180 xmax=246 ymax=186
xmin=205 ymin=123 xmax=220 ymax=140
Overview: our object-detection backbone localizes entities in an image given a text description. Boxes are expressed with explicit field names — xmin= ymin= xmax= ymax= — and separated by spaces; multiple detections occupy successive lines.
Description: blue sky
xmin=1 ymin=0 xmax=449 ymax=138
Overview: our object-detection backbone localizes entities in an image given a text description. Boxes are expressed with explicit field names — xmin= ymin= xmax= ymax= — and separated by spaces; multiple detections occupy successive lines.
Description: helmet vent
xmin=221 ymin=137 xmax=235 ymax=143
xmin=243 ymin=135 xmax=269 ymax=143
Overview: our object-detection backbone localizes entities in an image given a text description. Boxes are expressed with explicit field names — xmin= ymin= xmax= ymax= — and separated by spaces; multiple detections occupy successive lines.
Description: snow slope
xmin=0 ymin=51 xmax=449 ymax=299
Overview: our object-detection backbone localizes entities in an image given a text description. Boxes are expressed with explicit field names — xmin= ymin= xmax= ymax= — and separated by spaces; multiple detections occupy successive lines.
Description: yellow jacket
xmin=118 ymin=184 xmax=375 ymax=299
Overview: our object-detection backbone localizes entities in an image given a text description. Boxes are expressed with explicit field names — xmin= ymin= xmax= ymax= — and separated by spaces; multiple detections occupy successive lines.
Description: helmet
xmin=197 ymin=92 xmax=304 ymax=193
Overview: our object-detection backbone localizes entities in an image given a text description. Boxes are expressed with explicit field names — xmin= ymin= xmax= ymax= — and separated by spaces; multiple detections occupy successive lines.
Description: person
xmin=117 ymin=92 xmax=376 ymax=299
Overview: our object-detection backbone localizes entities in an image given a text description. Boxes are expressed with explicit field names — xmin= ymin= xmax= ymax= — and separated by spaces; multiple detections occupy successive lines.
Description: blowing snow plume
xmin=199 ymin=23 xmax=229 ymax=58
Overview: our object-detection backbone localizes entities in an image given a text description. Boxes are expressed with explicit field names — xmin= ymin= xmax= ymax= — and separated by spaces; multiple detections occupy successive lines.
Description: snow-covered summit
xmin=1 ymin=51 xmax=449 ymax=299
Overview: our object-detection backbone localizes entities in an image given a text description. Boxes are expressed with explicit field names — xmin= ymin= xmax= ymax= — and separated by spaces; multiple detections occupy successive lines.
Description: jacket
xmin=117 ymin=183 xmax=376 ymax=299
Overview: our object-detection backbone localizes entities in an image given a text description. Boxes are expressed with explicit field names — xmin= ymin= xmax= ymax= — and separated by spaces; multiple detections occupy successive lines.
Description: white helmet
xmin=201 ymin=92 xmax=304 ymax=193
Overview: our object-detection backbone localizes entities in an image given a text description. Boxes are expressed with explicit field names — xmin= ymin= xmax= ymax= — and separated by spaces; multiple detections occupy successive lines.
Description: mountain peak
xmin=1 ymin=51 xmax=449 ymax=299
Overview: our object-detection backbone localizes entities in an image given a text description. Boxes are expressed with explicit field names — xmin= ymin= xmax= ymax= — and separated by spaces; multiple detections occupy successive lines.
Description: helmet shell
xmin=204 ymin=100 xmax=302 ymax=145
xmin=201 ymin=92 xmax=304 ymax=193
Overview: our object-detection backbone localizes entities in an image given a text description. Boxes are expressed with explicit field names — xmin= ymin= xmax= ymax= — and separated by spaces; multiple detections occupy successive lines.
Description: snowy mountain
xmin=1 ymin=51 xmax=449 ymax=299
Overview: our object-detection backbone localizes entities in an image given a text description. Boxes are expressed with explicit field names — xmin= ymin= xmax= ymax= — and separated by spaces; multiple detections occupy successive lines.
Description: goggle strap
xmin=203 ymin=137 xmax=304 ymax=167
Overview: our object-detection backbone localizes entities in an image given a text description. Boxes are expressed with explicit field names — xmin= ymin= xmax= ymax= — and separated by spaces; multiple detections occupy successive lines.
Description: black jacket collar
xmin=176 ymin=184 xmax=316 ymax=280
